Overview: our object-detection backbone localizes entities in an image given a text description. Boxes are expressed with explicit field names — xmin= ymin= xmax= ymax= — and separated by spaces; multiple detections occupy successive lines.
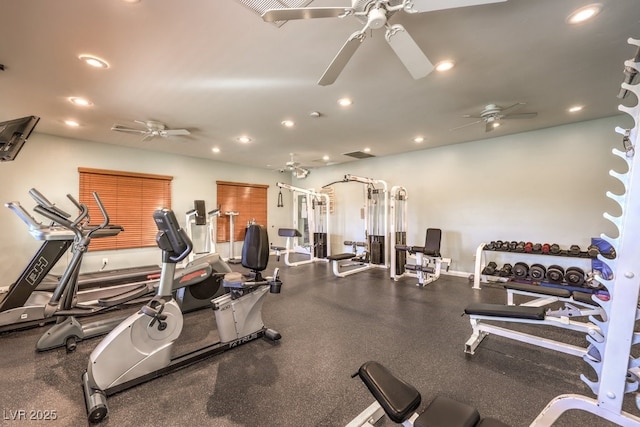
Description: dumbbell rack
xmin=531 ymin=37 xmax=640 ymax=426
xmin=471 ymin=242 xmax=594 ymax=290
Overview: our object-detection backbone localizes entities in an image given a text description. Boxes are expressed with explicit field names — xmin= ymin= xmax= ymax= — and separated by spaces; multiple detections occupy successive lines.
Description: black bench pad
xmin=505 ymin=282 xmax=571 ymax=298
xmin=465 ymin=303 xmax=545 ymax=320
xmin=278 ymin=228 xmax=301 ymax=237
xmin=356 ymin=361 xmax=421 ymax=424
xmin=414 ymin=395 xmax=480 ymax=427
xmin=328 ymin=253 xmax=356 ymax=261
xmin=573 ymin=291 xmax=598 ymax=306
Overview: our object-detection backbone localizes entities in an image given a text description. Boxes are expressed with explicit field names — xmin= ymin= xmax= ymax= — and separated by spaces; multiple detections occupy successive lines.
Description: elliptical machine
xmin=82 ymin=208 xmax=282 ymax=423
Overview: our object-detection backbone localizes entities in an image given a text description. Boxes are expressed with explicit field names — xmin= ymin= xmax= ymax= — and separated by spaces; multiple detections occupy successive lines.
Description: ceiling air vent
xmin=343 ymin=151 xmax=375 ymax=159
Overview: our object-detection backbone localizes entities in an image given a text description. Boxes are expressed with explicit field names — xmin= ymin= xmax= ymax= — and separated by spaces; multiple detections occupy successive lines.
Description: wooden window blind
xmin=78 ymin=168 xmax=173 ymax=251
xmin=216 ymin=181 xmax=268 ymax=243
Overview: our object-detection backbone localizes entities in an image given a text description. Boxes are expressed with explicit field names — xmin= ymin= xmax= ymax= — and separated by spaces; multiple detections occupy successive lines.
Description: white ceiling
xmin=1 ymin=0 xmax=639 ymax=172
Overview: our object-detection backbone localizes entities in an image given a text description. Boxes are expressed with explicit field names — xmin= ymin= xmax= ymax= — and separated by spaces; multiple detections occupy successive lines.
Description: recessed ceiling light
xmin=69 ymin=97 xmax=92 ymax=106
xmin=322 ymin=155 xmax=330 ymax=161
xmin=64 ymin=120 xmax=80 ymax=127
xmin=413 ymin=136 xmax=425 ymax=143
xmin=212 ymin=147 xmax=220 ymax=153
xmin=281 ymin=120 xmax=295 ymax=128
xmin=237 ymin=135 xmax=252 ymax=143
xmin=78 ymin=55 xmax=109 ymax=69
xmin=435 ymin=60 xmax=455 ymax=72
xmin=568 ymin=105 xmax=584 ymax=113
xmin=122 ymin=0 xmax=140 ymax=3
xmin=567 ymin=4 xmax=602 ymax=25
xmin=338 ymin=97 xmax=353 ymax=107
xmin=363 ymin=147 xmax=371 ymax=153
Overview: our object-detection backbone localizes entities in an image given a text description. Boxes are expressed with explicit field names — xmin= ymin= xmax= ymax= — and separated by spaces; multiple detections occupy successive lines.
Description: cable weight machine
xmin=273 ymin=182 xmax=330 ymax=266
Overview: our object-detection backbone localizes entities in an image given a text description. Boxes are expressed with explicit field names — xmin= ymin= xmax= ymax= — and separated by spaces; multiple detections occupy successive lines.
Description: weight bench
xmin=394 ymin=228 xmax=451 ymax=286
xmin=347 ymin=361 xmax=510 ymax=427
xmin=463 ymin=302 xmax=603 ymax=358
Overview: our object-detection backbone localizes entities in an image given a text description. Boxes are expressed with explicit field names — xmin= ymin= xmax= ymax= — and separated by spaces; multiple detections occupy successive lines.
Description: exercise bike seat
xmin=354 ymin=361 xmax=421 ymax=423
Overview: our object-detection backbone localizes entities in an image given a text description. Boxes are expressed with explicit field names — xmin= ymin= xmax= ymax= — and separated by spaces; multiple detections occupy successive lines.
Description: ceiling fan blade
xmin=385 ymin=25 xmax=434 ymax=80
xmin=449 ymin=120 xmax=482 ymax=131
xmin=111 ymin=125 xmax=147 ymax=135
xmin=461 ymin=114 xmax=482 ymax=119
xmin=406 ymin=0 xmax=506 ymax=13
xmin=262 ymin=7 xmax=352 ymax=22
xmin=500 ymin=102 xmax=526 ymax=114
xmin=502 ymin=112 xmax=538 ymax=119
xmin=162 ymin=129 xmax=191 ymax=136
xmin=318 ymin=31 xmax=365 ymax=86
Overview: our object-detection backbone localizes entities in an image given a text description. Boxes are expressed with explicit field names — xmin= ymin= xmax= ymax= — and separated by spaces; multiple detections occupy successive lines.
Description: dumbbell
xmin=524 ymin=242 xmax=533 ymax=253
xmin=532 ymin=243 xmax=542 ymax=253
xmin=564 ymin=266 xmax=586 ymax=287
xmin=541 ymin=243 xmax=550 ymax=254
xmin=587 ymin=245 xmax=600 ymax=257
xmin=550 ymin=243 xmax=562 ymax=255
xmin=568 ymin=245 xmax=581 ymax=256
xmin=512 ymin=262 xmax=529 ymax=279
xmin=515 ymin=241 xmax=526 ymax=252
xmin=485 ymin=241 xmax=495 ymax=250
xmin=546 ymin=265 xmax=565 ymax=283
xmin=508 ymin=241 xmax=518 ymax=251
xmin=482 ymin=261 xmax=498 ymax=275
xmin=499 ymin=263 xmax=513 ymax=277
xmin=529 ymin=264 xmax=546 ymax=280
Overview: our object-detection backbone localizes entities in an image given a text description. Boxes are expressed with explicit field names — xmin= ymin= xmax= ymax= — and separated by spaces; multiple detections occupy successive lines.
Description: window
xmin=78 ymin=168 xmax=172 ymax=251
xmin=216 ymin=181 xmax=268 ymax=243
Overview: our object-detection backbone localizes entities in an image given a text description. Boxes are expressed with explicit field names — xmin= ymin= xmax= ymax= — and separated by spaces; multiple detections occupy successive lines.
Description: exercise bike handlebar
xmin=29 ymin=188 xmax=71 ymax=220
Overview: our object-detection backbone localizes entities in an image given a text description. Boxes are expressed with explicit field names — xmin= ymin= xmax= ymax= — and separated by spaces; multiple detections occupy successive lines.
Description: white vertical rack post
xmin=531 ymin=37 xmax=640 ymax=427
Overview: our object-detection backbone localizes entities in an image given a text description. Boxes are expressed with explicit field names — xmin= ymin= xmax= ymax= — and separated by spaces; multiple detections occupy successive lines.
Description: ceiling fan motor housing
xmin=368 ymin=7 xmax=388 ymax=29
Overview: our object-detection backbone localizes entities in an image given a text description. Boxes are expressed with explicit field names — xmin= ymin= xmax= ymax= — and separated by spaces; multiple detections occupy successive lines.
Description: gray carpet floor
xmin=0 ymin=256 xmax=632 ymax=426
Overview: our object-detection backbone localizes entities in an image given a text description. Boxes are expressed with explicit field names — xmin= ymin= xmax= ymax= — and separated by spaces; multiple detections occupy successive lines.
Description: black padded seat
xmin=327 ymin=253 xmax=356 ymax=261
xmin=464 ymin=303 xmax=546 ymax=320
xmin=505 ymin=282 xmax=571 ymax=298
xmin=572 ymin=291 xmax=598 ymax=306
xmin=356 ymin=361 xmax=421 ymax=424
xmin=278 ymin=228 xmax=301 ymax=238
xmin=423 ymin=228 xmax=442 ymax=257
xmin=414 ymin=395 xmax=480 ymax=427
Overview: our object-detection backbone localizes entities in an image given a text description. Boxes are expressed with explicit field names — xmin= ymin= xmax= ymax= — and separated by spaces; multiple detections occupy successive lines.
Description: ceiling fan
xmin=111 ymin=120 xmax=191 ymax=141
xmin=451 ymin=103 xmax=538 ymax=133
xmin=279 ymin=153 xmax=311 ymax=179
xmin=262 ymin=0 xmax=507 ymax=86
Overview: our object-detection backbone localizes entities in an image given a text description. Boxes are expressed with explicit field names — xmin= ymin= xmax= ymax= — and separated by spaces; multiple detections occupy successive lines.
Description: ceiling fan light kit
xmin=261 ymin=0 xmax=506 ymax=85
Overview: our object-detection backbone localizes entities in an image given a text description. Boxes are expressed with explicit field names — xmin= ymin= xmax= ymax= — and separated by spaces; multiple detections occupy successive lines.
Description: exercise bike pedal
xmin=264 ymin=328 xmax=281 ymax=341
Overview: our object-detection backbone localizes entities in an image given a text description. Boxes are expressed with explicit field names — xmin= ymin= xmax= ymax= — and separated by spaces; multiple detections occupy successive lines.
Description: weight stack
xmin=369 ymin=235 xmax=385 ymax=265
xmin=313 ymin=232 xmax=327 ymax=258
xmin=395 ymin=231 xmax=406 ymax=275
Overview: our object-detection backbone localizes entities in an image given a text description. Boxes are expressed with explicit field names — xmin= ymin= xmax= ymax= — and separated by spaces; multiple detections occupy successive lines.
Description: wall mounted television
xmin=0 ymin=115 xmax=40 ymax=162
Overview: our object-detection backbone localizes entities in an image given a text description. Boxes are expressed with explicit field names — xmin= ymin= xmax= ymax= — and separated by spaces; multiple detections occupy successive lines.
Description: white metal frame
xmin=532 ymin=37 xmax=640 ymax=426
xmin=275 ymin=182 xmax=330 ymax=266
xmin=389 ymin=185 xmax=408 ymax=280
